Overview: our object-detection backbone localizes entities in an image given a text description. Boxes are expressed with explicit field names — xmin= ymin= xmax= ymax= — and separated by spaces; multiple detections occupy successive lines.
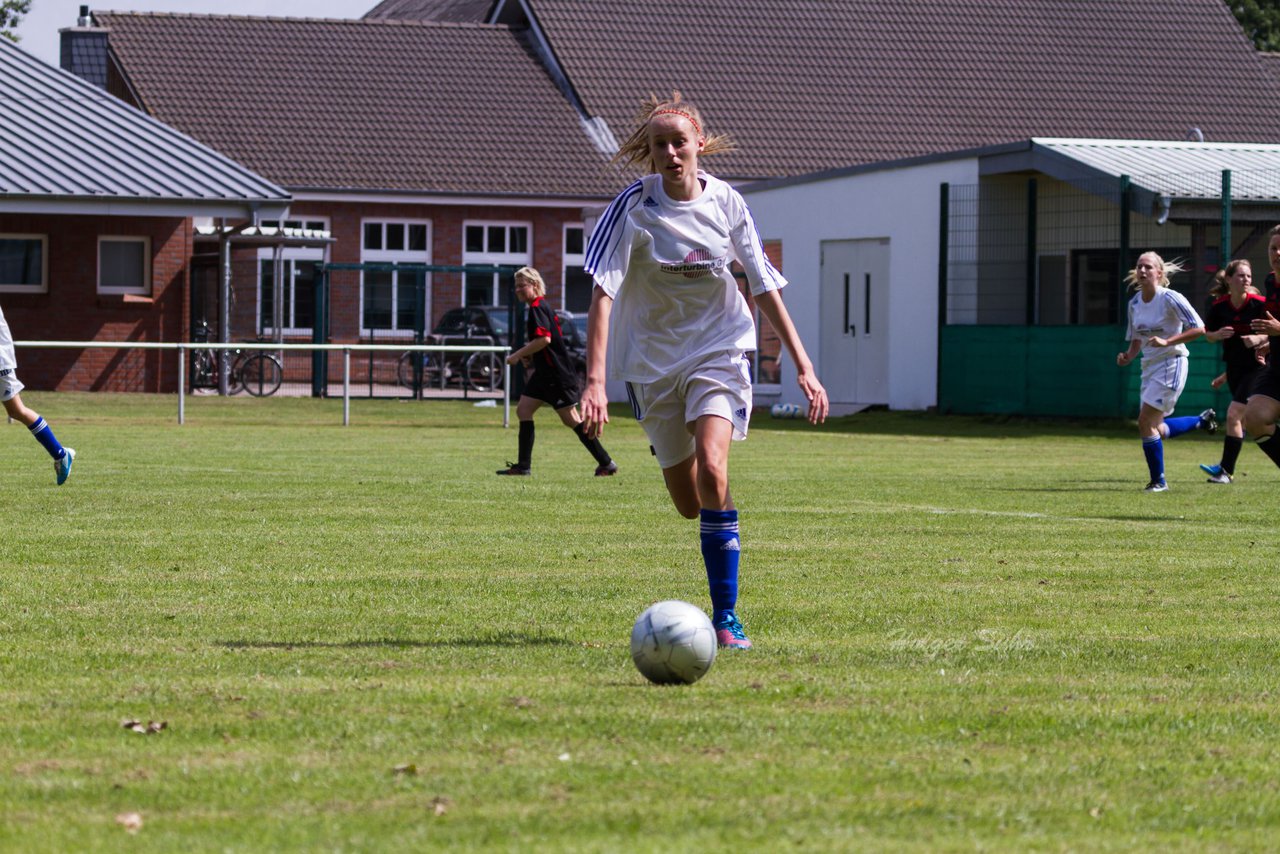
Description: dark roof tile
xmin=96 ymin=12 xmax=623 ymax=197
xmin=525 ymin=0 xmax=1280 ymax=179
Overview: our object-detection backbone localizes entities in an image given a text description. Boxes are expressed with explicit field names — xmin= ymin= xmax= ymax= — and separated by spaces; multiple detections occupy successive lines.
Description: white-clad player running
xmin=0 ymin=304 xmax=75 ymax=484
xmin=1116 ymin=251 xmax=1213 ymax=491
xmin=580 ymin=91 xmax=828 ymax=649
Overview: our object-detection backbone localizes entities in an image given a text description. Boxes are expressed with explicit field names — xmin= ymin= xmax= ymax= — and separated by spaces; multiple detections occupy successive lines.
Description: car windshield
xmin=483 ymin=309 xmax=510 ymax=336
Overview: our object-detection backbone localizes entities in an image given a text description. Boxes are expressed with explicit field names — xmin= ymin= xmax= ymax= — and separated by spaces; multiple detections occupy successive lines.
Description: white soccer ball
xmin=630 ymin=600 xmax=717 ymax=685
xmin=770 ymin=402 xmax=801 ymax=418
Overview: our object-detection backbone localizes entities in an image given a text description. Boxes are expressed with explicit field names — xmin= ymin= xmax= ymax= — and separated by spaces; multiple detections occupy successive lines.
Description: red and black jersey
xmin=1206 ymin=291 xmax=1268 ymax=371
xmin=525 ymin=298 xmax=578 ymax=388
xmin=1265 ymin=271 xmax=1280 ymax=317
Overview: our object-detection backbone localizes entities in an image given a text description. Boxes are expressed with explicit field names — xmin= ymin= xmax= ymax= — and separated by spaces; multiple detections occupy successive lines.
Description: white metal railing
xmin=13 ymin=341 xmax=512 ymax=427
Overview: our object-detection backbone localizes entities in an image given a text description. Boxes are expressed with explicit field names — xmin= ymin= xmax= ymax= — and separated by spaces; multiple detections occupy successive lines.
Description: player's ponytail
xmin=611 ymin=91 xmax=737 ymax=171
xmin=1209 ymin=259 xmax=1251 ymax=297
xmin=1124 ymin=252 xmax=1188 ymax=292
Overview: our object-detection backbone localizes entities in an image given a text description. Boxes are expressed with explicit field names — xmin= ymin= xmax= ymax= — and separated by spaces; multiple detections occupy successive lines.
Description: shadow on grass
xmin=748 ymin=407 xmax=1138 ymax=440
xmin=218 ymin=633 xmax=575 ymax=650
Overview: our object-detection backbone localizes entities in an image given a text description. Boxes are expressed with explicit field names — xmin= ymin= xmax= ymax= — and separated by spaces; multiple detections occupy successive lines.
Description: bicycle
xmin=397 ymin=335 xmax=504 ymax=394
xmin=190 ymin=324 xmax=284 ymax=397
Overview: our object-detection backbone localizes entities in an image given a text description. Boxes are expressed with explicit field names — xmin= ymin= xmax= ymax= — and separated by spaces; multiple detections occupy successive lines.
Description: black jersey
xmin=1205 ymin=292 xmax=1268 ymax=372
xmin=1265 ymin=272 xmax=1280 ymax=317
xmin=525 ymin=298 xmax=578 ymax=388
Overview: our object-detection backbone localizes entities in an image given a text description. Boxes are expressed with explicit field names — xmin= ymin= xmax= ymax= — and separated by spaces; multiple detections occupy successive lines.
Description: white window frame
xmin=0 ymin=233 xmax=48 ymax=294
xmin=461 ymin=220 xmax=531 ymax=306
xmin=256 ymin=218 xmax=330 ymax=336
xmin=97 ymin=236 xmax=151 ymax=296
xmin=360 ymin=218 xmax=432 ymax=336
xmin=561 ymin=222 xmax=587 ymax=311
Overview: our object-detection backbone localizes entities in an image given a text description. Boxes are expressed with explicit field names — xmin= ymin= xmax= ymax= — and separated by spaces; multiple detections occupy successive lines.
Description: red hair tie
xmin=651 ymin=108 xmax=702 ymax=135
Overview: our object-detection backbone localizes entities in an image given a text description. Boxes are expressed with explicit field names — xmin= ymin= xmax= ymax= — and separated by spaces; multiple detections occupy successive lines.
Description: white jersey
xmin=585 ymin=171 xmax=785 ymax=382
xmin=1125 ymin=286 xmax=1203 ymax=366
xmin=0 ymin=303 xmax=16 ymax=372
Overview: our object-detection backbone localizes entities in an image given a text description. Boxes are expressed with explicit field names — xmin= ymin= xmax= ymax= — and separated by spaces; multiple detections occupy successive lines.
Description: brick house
xmin=57 ymin=0 xmax=1280 ymax=404
xmin=73 ymin=11 xmax=626 ymax=361
xmin=0 ymin=35 xmax=288 ymax=393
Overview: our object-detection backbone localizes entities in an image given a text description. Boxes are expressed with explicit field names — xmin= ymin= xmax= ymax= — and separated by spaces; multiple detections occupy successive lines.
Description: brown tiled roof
xmin=525 ymin=0 xmax=1280 ymax=181
xmin=363 ymin=0 xmax=494 ymax=23
xmin=95 ymin=12 xmax=622 ymax=198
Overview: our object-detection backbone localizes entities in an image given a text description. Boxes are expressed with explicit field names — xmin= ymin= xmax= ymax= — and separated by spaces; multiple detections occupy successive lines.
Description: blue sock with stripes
xmin=1163 ymin=415 xmax=1201 ymax=438
xmin=700 ymin=509 xmax=740 ymax=624
xmin=29 ymin=416 xmax=65 ymax=460
xmin=1142 ymin=436 xmax=1164 ymax=483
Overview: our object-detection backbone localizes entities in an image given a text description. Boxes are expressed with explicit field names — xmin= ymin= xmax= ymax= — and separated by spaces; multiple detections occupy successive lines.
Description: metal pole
xmin=177 ymin=343 xmax=185 ymax=425
xmin=1221 ymin=169 xmax=1233 ymax=266
xmin=343 ymin=347 xmax=350 ymax=426
xmin=1025 ymin=178 xmax=1037 ymax=326
xmin=937 ymin=182 xmax=949 ymax=410
xmin=503 ymin=360 xmax=510 ymax=428
xmin=219 ymin=228 xmax=231 ymax=396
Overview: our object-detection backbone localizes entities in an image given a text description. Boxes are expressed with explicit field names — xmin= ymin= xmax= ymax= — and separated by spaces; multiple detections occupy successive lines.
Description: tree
xmin=1 ymin=0 xmax=32 ymax=44
xmin=1229 ymin=0 xmax=1280 ymax=53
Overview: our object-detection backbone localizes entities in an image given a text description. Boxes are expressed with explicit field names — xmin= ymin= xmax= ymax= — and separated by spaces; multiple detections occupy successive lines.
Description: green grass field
xmin=3 ymin=393 xmax=1279 ymax=852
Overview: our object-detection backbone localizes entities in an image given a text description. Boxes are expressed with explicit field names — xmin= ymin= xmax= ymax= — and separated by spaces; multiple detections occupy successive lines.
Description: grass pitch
xmin=3 ymin=393 xmax=1279 ymax=852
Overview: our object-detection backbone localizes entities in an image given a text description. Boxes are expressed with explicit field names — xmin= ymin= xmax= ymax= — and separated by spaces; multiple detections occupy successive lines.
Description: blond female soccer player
xmin=580 ymin=92 xmax=828 ymax=649
xmin=1115 ymin=252 xmax=1213 ymax=492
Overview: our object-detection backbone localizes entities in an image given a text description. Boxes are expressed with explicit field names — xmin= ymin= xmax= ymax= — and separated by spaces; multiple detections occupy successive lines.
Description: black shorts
xmin=1247 ymin=363 xmax=1280 ymax=403
xmin=523 ymin=370 xmax=579 ymax=410
xmin=1227 ymin=360 xmax=1264 ymax=404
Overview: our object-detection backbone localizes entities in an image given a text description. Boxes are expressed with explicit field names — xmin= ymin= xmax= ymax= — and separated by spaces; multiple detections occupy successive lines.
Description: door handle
xmin=843 ymin=274 xmax=853 ymax=336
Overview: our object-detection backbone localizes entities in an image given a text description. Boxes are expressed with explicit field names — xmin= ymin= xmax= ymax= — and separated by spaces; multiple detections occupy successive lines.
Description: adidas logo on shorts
xmin=734 ymin=407 xmax=747 ymax=420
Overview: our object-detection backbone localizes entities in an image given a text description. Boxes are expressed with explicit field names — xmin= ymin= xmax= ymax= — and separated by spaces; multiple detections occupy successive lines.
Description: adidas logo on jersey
xmin=643 ymin=196 xmax=659 ymax=208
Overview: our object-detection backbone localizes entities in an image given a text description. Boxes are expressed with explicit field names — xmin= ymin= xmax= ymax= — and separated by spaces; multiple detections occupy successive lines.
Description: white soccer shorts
xmin=1139 ymin=355 xmax=1188 ymax=415
xmin=625 ymin=351 xmax=753 ymax=468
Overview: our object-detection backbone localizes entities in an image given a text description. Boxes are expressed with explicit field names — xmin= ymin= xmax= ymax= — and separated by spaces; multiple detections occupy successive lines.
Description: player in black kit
xmin=1199 ymin=260 xmax=1268 ymax=483
xmin=495 ymin=267 xmax=616 ymax=477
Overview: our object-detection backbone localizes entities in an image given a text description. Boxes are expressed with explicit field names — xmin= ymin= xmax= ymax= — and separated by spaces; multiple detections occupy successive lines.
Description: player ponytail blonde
xmin=611 ymin=91 xmax=736 ymax=171
xmin=1124 ymin=252 xmax=1188 ymax=292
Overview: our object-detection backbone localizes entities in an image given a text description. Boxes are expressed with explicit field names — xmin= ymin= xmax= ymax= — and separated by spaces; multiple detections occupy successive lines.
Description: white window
xmin=0 ymin=234 xmax=47 ymax=293
xmin=361 ymin=219 xmax=431 ymax=334
xmin=562 ymin=223 xmax=592 ymax=312
xmin=462 ymin=221 xmax=530 ymax=306
xmin=98 ymin=236 xmax=150 ymax=295
xmin=257 ymin=218 xmax=329 ymax=335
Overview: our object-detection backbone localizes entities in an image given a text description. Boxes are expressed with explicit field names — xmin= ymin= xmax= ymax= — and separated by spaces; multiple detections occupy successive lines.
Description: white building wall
xmin=742 ymin=157 xmax=980 ymax=411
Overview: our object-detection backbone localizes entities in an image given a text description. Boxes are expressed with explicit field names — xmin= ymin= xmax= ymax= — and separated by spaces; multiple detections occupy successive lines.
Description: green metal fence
xmin=938 ymin=169 xmax=1279 ymax=418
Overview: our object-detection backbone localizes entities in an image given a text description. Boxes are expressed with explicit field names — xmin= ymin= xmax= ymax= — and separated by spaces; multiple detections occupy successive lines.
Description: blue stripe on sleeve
xmin=585 ymin=181 xmax=641 ymax=273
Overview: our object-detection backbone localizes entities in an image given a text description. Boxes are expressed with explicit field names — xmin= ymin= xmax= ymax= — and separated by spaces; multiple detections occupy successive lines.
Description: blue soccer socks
xmin=1142 ymin=435 xmax=1165 ymax=486
xmin=700 ymin=508 xmax=740 ymax=625
xmin=28 ymin=416 xmax=65 ymax=460
xmin=1162 ymin=415 xmax=1201 ymax=439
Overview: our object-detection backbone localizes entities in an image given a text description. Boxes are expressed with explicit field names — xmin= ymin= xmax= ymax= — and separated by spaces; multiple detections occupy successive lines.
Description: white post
xmin=503 ymin=360 xmax=510 ymax=428
xmin=177 ymin=343 xmax=186 ymax=425
xmin=342 ymin=347 xmax=350 ymax=426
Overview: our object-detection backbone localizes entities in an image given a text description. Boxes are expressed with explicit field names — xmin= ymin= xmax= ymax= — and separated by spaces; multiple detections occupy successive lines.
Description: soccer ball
xmin=630 ymin=600 xmax=717 ymax=685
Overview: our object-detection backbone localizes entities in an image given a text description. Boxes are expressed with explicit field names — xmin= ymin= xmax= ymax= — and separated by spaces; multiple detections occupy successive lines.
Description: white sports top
xmin=585 ymin=171 xmax=785 ymax=382
xmin=1125 ymin=286 xmax=1203 ymax=365
xmin=0 ymin=304 xmax=15 ymax=372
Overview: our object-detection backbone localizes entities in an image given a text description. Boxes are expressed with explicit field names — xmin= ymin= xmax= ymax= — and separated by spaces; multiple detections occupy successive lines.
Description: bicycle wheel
xmin=464 ymin=351 xmax=501 ymax=392
xmin=397 ymin=351 xmax=446 ymax=390
xmin=239 ymin=353 xmax=283 ymax=396
xmin=396 ymin=351 xmax=417 ymax=388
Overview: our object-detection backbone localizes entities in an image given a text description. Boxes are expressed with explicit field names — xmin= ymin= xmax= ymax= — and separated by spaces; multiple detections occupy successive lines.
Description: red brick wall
xmin=1 ymin=213 xmax=190 ymax=392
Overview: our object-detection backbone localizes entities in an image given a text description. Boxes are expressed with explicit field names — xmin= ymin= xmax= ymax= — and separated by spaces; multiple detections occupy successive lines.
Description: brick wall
xmin=0 ymin=213 xmax=190 ymax=392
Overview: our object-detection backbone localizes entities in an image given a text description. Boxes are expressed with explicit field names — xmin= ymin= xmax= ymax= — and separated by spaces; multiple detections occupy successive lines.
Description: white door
xmin=819 ymin=239 xmax=889 ymax=404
